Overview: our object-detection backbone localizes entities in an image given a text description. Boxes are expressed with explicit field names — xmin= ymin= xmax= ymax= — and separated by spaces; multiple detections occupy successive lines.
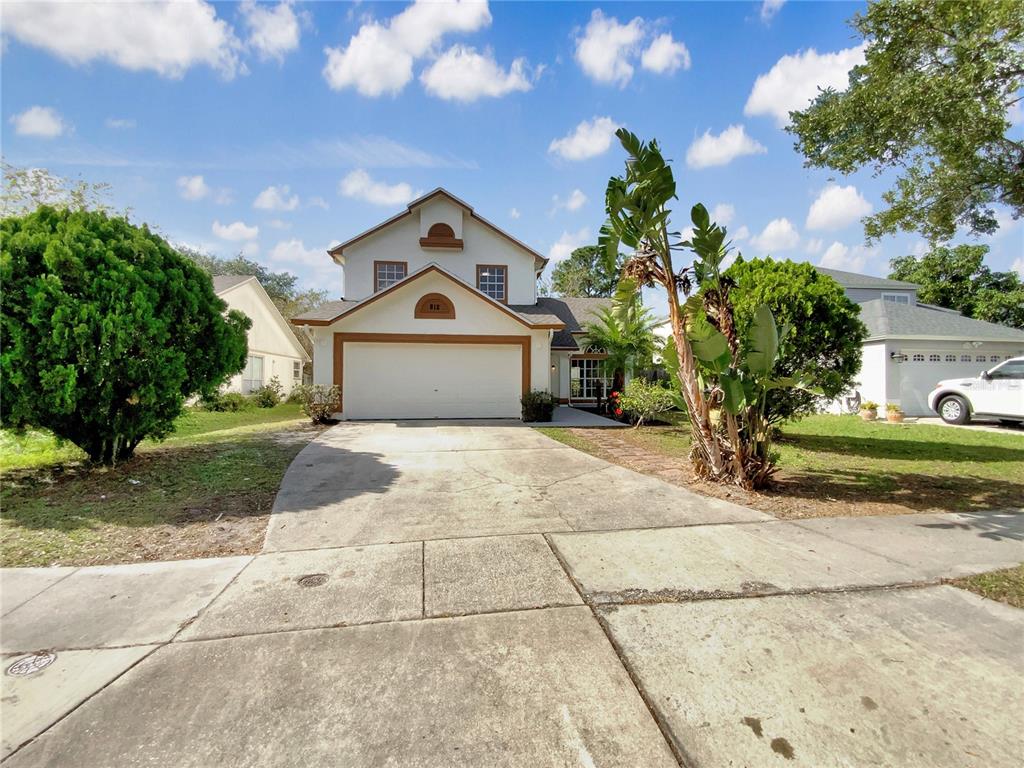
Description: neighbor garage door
xmin=898 ymin=350 xmax=1007 ymax=416
xmin=342 ymin=342 xmax=523 ymax=419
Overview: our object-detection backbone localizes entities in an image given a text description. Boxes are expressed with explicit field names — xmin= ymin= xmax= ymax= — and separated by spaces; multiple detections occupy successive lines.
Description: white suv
xmin=928 ymin=356 xmax=1024 ymax=425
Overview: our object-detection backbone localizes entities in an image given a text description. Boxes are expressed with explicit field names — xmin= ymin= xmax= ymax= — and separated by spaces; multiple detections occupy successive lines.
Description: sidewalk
xmin=2 ymin=510 xmax=1021 ymax=766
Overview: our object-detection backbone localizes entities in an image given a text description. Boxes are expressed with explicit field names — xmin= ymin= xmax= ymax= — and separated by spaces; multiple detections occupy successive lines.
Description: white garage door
xmin=343 ymin=342 xmax=522 ymax=419
xmin=898 ymin=350 xmax=1007 ymax=416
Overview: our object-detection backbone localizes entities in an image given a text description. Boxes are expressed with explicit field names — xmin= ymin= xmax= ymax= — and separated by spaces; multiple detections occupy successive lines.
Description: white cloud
xmin=745 ymin=44 xmax=866 ymax=127
xmin=2 ymin=1 xmax=242 ymax=79
xmin=805 ymin=184 xmax=873 ymax=231
xmin=751 ymin=218 xmax=800 ymax=252
xmin=1012 ymin=257 xmax=1024 ymax=278
xmin=307 ymin=196 xmax=330 ymax=210
xmin=213 ymin=220 xmax=259 ymax=241
xmin=548 ymin=227 xmax=591 ymax=263
xmin=214 ymin=188 xmax=234 ymax=205
xmin=9 ymin=106 xmax=66 ymax=138
xmin=552 ymin=188 xmax=588 ymax=213
xmin=710 ymin=203 xmax=736 ymax=226
xmin=177 ymin=175 xmax=210 ymax=201
xmin=420 ymin=45 xmax=536 ymax=102
xmin=509 ymin=208 xmax=521 ymax=219
xmin=732 ymin=225 xmax=750 ymax=241
xmin=818 ymin=241 xmax=878 ymax=272
xmin=105 ymin=117 xmax=136 ymax=130
xmin=339 ymin=169 xmax=419 ymax=206
xmin=686 ymin=124 xmax=766 ymax=169
xmin=269 ymin=238 xmax=324 ymax=266
xmin=641 ymin=33 xmax=690 ymax=74
xmin=760 ymin=0 xmax=786 ymax=23
xmin=548 ymin=116 xmax=620 ymax=161
xmin=322 ymin=0 xmax=491 ymax=97
xmin=267 ymin=219 xmax=292 ymax=230
xmin=253 ymin=184 xmax=300 ymax=211
xmin=575 ymin=10 xmax=644 ymax=86
xmin=241 ymin=0 xmax=301 ymax=62
xmin=804 ymin=237 xmax=825 ymax=255
xmin=241 ymin=241 xmax=260 ymax=257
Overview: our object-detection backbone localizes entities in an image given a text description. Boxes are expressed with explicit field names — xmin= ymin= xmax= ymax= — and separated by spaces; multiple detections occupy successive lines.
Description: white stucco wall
xmin=218 ymin=280 xmax=306 ymax=396
xmin=340 ymin=207 xmax=537 ymax=304
xmin=309 ymin=270 xmax=552 ymax=398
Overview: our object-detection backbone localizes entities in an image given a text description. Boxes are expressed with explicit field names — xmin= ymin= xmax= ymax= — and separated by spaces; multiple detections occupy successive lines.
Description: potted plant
xmin=886 ymin=403 xmax=904 ymax=423
xmin=859 ymin=401 xmax=879 ymax=421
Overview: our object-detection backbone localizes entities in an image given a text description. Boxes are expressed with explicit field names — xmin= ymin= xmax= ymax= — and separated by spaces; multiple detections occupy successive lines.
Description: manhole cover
xmin=296 ymin=573 xmax=329 ymax=588
xmin=6 ymin=652 xmax=56 ymax=677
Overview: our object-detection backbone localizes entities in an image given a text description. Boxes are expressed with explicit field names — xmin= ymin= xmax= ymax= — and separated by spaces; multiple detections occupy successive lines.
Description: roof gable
xmin=216 ymin=276 xmax=310 ymax=361
xmin=327 ymin=188 xmax=548 ymax=272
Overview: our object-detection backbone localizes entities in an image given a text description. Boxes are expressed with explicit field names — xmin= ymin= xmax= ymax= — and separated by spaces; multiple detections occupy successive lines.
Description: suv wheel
xmin=939 ymin=395 xmax=970 ymax=425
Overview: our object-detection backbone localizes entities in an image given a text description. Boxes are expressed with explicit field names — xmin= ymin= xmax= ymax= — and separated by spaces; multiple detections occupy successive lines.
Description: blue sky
xmin=3 ymin=0 xmax=1022 ymax=313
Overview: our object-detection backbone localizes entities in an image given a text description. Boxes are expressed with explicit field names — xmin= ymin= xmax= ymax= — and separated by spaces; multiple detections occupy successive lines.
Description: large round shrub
xmin=724 ymin=257 xmax=867 ymax=423
xmin=1 ymin=207 xmax=250 ymax=463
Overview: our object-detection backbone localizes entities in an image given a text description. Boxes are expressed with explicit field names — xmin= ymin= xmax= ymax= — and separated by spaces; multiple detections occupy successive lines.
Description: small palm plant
xmin=579 ymin=299 xmax=661 ymax=392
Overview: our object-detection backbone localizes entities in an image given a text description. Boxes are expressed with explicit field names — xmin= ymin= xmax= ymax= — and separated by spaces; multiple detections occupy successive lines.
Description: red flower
xmin=611 ymin=391 xmax=620 ymax=397
xmin=614 ymin=408 xmax=623 ymax=416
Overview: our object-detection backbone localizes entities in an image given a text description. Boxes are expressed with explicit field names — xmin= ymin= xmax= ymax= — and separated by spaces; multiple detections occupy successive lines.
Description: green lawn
xmin=0 ymin=403 xmax=307 ymax=471
xmin=1 ymin=404 xmax=318 ymax=567
xmin=538 ymin=414 xmax=1024 ymax=518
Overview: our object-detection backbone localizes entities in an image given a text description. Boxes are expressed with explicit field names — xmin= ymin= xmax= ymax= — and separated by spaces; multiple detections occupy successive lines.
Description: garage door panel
xmin=344 ymin=343 xmax=521 ymax=419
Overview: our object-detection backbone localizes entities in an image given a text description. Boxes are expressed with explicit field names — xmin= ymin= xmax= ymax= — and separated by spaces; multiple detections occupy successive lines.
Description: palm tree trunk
xmin=663 ymin=277 xmax=729 ymax=480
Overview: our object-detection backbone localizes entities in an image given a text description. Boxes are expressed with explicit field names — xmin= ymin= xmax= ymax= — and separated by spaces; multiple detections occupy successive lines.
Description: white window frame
xmin=881 ymin=292 xmax=910 ymax=305
xmin=292 ymin=360 xmax=301 ymax=381
xmin=242 ymin=354 xmax=264 ymax=393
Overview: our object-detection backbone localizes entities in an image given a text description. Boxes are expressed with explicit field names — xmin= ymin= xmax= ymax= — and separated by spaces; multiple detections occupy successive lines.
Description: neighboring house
xmin=816 ymin=267 xmax=1024 ymax=416
xmin=213 ymin=275 xmax=310 ymax=397
xmin=291 ymin=188 xmax=615 ymax=419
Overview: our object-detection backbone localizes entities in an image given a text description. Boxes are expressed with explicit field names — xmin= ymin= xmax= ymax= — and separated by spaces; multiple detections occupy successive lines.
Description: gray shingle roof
xmin=815 ymin=267 xmax=918 ymax=291
xmin=211 ymin=274 xmax=254 ymax=294
xmin=512 ymin=296 xmax=612 ymax=349
xmin=291 ymin=299 xmax=362 ymax=323
xmin=859 ymin=299 xmax=1024 ymax=342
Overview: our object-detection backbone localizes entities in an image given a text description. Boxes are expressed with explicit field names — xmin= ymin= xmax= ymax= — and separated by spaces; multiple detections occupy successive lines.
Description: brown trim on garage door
xmin=333 ymin=332 xmax=531 ymax=414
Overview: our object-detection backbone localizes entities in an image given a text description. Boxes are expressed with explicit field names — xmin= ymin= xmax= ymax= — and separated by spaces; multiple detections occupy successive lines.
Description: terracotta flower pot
xmin=887 ymin=411 xmax=904 ymax=423
xmin=859 ymin=409 xmax=877 ymax=421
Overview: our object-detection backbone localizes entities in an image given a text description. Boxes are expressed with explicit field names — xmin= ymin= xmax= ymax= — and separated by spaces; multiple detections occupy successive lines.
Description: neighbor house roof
xmin=326 ymin=188 xmax=548 ymax=272
xmin=290 ymin=264 xmax=565 ymax=330
xmin=212 ymin=274 xmax=255 ymax=294
xmin=815 ymin=267 xmax=919 ymax=291
xmin=859 ymin=299 xmax=1024 ymax=342
xmin=511 ymin=296 xmax=613 ymax=349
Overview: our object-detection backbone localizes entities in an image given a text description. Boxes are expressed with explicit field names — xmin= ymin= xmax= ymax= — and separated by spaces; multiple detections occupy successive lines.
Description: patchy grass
xmin=949 ymin=565 xmax=1024 ymax=609
xmin=0 ymin=404 xmax=321 ymax=567
xmin=537 ymin=414 xmax=1024 ymax=518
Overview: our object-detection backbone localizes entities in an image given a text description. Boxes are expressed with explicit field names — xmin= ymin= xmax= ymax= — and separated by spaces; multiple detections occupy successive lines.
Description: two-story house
xmin=816 ymin=267 xmax=1024 ymax=415
xmin=291 ymin=189 xmax=613 ymax=419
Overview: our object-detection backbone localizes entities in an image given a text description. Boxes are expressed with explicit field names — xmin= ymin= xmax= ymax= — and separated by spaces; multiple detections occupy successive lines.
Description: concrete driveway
xmin=3 ymin=421 xmax=1023 ymax=767
xmin=263 ymin=420 xmax=767 ymax=551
